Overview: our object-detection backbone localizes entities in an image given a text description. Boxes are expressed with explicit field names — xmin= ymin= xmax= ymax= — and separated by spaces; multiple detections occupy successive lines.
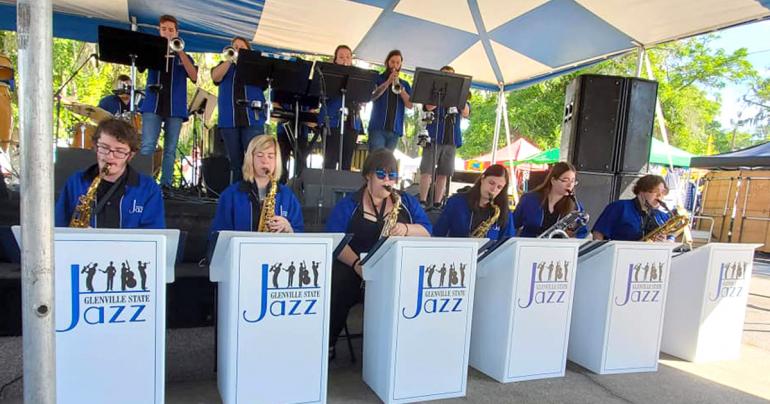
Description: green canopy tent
xmin=649 ymin=138 xmax=694 ymax=168
xmin=516 ymin=138 xmax=695 ymax=168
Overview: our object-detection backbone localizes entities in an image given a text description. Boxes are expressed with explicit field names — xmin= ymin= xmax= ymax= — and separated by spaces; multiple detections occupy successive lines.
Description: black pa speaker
xmin=201 ymin=156 xmax=231 ymax=195
xmin=560 ymin=75 xmax=657 ymax=174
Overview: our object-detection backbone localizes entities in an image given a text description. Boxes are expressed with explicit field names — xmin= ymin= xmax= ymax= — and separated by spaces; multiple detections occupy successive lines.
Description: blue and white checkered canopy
xmin=1 ymin=0 xmax=769 ymax=89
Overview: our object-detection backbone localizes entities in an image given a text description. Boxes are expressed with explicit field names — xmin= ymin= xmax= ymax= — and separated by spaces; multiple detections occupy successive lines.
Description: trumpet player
xmin=369 ymin=50 xmax=412 ymax=151
xmin=592 ymin=174 xmax=671 ymax=241
xmin=139 ymin=14 xmax=198 ymax=188
xmin=512 ymin=162 xmax=588 ymax=238
xmin=55 ymin=119 xmax=165 ymax=229
xmin=211 ymin=36 xmax=267 ymax=184
xmin=433 ymin=164 xmax=514 ymax=240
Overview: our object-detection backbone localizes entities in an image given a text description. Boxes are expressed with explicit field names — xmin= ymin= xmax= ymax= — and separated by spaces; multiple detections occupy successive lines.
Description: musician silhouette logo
xmin=420 ymin=262 xmax=467 ymax=290
xmin=708 ymin=260 xmax=749 ymax=302
xmin=264 ymin=260 xmax=323 ymax=289
xmin=615 ymin=261 xmax=665 ymax=306
xmin=519 ymin=260 xmax=570 ymax=308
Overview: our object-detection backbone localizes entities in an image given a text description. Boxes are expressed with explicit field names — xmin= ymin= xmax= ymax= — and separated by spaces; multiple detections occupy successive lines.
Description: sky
xmin=708 ymin=19 xmax=770 ymax=130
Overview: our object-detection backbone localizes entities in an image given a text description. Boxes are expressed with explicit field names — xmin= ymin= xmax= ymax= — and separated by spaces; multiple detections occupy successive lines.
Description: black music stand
xmin=411 ymin=67 xmax=472 ymax=206
xmin=235 ymin=50 xmax=312 ymax=131
xmin=309 ymin=62 xmax=378 ymax=170
xmin=97 ymin=26 xmax=167 ymax=114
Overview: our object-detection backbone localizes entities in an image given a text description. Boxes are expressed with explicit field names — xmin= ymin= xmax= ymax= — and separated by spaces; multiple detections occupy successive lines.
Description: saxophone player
xmin=210 ymin=136 xmax=303 ymax=234
xmin=592 ymin=174 xmax=670 ymax=241
xmin=512 ymin=162 xmax=588 ymax=238
xmin=325 ymin=150 xmax=431 ymax=359
xmin=55 ymin=118 xmax=165 ymax=228
xmin=433 ymin=164 xmax=514 ymax=240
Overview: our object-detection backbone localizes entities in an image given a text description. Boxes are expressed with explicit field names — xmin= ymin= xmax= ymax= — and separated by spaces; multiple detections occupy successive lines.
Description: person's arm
xmin=211 ymin=61 xmax=231 ymax=84
xmin=371 ymin=72 xmax=395 ymax=101
xmin=177 ymin=50 xmax=198 ymax=82
xmin=400 ymin=81 xmax=413 ymax=109
xmin=461 ymin=102 xmax=470 ymax=118
xmin=592 ymin=231 xmax=606 ymax=240
xmin=337 ymin=245 xmax=363 ymax=277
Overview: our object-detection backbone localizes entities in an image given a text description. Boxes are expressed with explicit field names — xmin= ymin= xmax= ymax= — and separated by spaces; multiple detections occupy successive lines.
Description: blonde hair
xmin=242 ymin=135 xmax=282 ymax=182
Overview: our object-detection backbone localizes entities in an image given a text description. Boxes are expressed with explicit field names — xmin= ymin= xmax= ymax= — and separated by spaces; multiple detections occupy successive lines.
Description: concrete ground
xmin=2 ymin=264 xmax=769 ymax=403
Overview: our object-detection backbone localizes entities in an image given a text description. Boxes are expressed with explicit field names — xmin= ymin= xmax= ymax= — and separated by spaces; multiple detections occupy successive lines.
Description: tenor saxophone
xmin=379 ymin=185 xmax=402 ymax=238
xmin=471 ymin=197 xmax=500 ymax=238
xmin=69 ymin=164 xmax=110 ymax=228
xmin=641 ymin=200 xmax=691 ymax=243
xmin=257 ymin=174 xmax=278 ymax=232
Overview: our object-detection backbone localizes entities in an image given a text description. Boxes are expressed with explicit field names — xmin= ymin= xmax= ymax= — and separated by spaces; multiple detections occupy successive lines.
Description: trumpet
xmin=222 ymin=46 xmax=238 ymax=63
xmin=168 ymin=37 xmax=185 ymax=53
xmin=390 ymin=69 xmax=402 ymax=95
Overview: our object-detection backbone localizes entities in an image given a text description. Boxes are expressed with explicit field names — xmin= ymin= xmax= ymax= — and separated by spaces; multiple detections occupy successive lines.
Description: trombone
xmin=222 ymin=46 xmax=238 ymax=63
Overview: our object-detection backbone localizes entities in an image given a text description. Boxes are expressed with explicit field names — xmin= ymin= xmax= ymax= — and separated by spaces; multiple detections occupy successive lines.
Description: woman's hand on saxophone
xmin=388 ymin=222 xmax=408 ymax=237
xmin=267 ymin=215 xmax=293 ymax=233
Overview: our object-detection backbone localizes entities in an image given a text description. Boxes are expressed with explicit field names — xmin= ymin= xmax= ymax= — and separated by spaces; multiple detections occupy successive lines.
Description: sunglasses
xmin=375 ymin=168 xmax=398 ymax=181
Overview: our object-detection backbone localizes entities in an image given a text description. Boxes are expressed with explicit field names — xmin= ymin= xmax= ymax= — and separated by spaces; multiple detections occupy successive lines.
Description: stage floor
xmin=2 ymin=268 xmax=769 ymax=403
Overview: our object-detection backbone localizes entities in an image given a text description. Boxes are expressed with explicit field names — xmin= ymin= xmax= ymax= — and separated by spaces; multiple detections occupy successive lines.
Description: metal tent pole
xmin=17 ymin=0 xmax=56 ymax=402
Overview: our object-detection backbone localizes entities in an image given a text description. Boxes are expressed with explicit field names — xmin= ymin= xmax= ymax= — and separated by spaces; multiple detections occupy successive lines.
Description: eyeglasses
xmin=96 ymin=143 xmax=131 ymax=159
xmin=557 ymin=178 xmax=579 ymax=186
xmin=375 ymin=168 xmax=398 ymax=181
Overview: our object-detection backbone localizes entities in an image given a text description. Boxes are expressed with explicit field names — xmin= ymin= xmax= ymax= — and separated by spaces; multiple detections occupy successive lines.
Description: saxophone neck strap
xmin=93 ymin=171 xmax=127 ymax=218
xmin=366 ymin=188 xmax=388 ymax=224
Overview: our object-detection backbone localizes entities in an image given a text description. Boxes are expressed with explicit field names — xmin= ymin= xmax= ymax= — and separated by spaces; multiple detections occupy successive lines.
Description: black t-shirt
xmin=468 ymin=197 xmax=494 ymax=235
xmin=94 ymin=175 xmax=127 ymax=229
xmin=635 ymin=198 xmax=661 ymax=236
xmin=245 ymin=181 xmax=268 ymax=231
xmin=347 ymin=192 xmax=411 ymax=256
xmin=541 ymin=207 xmax=560 ymax=234
xmin=385 ymin=90 xmax=398 ymax=132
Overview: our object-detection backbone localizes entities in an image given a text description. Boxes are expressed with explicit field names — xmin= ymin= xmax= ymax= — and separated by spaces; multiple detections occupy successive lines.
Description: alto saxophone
xmin=257 ymin=174 xmax=278 ymax=232
xmin=70 ymin=164 xmax=110 ymax=228
xmin=379 ymin=185 xmax=402 ymax=238
xmin=641 ymin=200 xmax=692 ymax=245
xmin=471 ymin=197 xmax=500 ymax=238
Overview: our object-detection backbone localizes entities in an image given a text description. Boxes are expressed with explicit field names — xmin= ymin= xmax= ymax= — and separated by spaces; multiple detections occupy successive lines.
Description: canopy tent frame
xmin=16 ymin=0 xmax=56 ymax=403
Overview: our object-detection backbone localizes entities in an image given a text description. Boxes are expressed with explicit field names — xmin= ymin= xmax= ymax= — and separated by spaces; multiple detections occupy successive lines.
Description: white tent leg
xmin=644 ymin=53 xmax=674 ymax=171
xmin=17 ymin=0 xmax=56 ymax=403
xmin=636 ymin=47 xmax=645 ymax=77
xmin=490 ymin=88 xmax=503 ymax=163
xmin=501 ymin=89 xmax=519 ymax=202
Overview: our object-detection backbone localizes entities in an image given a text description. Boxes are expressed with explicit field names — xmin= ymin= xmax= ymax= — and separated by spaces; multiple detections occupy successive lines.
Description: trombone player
xmin=139 ymin=14 xmax=198 ymax=188
xmin=211 ymin=36 xmax=267 ymax=184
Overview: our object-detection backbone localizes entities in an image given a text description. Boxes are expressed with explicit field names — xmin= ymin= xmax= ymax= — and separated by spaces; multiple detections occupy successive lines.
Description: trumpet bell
xmin=222 ymin=46 xmax=238 ymax=63
xmin=169 ymin=37 xmax=185 ymax=52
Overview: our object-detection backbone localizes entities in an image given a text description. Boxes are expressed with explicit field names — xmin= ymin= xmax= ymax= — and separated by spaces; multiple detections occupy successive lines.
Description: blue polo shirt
xmin=98 ymin=94 xmax=129 ymax=115
xmin=368 ymin=72 xmax=411 ymax=136
xmin=213 ymin=62 xmax=266 ymax=129
xmin=592 ymin=198 xmax=671 ymax=241
xmin=141 ymin=53 xmax=196 ymax=120
xmin=433 ymin=193 xmax=514 ymax=240
xmin=209 ymin=181 xmax=304 ymax=236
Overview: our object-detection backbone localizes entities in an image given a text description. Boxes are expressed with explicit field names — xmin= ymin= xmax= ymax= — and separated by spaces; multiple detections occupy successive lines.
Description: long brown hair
xmin=531 ymin=162 xmax=577 ymax=216
xmin=466 ymin=164 xmax=510 ymax=228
